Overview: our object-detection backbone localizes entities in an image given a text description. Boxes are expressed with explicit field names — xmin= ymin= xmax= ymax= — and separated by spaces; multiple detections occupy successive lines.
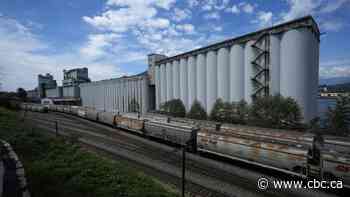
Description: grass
xmin=0 ymin=107 xmax=178 ymax=197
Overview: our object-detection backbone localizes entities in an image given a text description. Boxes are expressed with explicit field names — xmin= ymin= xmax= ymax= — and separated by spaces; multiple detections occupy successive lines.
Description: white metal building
xmin=79 ymin=73 xmax=149 ymax=113
xmin=153 ymin=16 xmax=320 ymax=121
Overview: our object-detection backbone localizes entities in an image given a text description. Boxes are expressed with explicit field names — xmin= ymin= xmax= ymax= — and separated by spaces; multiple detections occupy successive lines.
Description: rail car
xmin=21 ymin=103 xmax=350 ymax=187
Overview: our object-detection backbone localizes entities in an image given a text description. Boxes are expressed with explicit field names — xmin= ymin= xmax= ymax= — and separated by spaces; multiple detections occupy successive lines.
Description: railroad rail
xmin=23 ymin=110 xmax=337 ymax=197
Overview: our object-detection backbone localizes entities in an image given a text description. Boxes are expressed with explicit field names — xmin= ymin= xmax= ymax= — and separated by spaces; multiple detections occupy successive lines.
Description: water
xmin=317 ymin=98 xmax=337 ymax=126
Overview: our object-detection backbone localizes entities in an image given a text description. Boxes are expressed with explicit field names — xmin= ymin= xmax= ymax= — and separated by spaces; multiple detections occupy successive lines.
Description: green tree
xmin=249 ymin=94 xmax=302 ymax=129
xmin=231 ymin=100 xmax=249 ymax=124
xmin=187 ymin=100 xmax=207 ymax=120
xmin=129 ymin=98 xmax=140 ymax=112
xmin=326 ymin=95 xmax=350 ymax=136
xmin=209 ymin=98 xmax=226 ymax=122
xmin=160 ymin=99 xmax=186 ymax=117
xmin=17 ymin=87 xmax=27 ymax=101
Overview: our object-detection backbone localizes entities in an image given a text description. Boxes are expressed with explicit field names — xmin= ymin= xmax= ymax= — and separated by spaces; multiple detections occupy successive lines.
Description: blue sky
xmin=0 ymin=0 xmax=349 ymax=91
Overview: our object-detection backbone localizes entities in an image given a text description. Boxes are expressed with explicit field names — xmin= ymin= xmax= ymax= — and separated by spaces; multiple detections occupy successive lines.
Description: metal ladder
xmin=251 ymin=33 xmax=270 ymax=100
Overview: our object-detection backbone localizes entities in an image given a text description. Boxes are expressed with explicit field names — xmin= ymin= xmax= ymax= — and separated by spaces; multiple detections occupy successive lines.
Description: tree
xmin=325 ymin=95 xmax=350 ymax=136
xmin=160 ymin=99 xmax=186 ymax=117
xmin=187 ymin=100 xmax=207 ymax=120
xmin=16 ymin=88 xmax=27 ymax=101
xmin=209 ymin=98 xmax=226 ymax=122
xmin=231 ymin=100 xmax=249 ymax=124
xmin=249 ymin=94 xmax=302 ymax=129
xmin=129 ymin=98 xmax=140 ymax=113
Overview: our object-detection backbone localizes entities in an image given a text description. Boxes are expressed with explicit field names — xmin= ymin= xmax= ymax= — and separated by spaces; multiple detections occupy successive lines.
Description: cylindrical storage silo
xmin=166 ymin=62 xmax=173 ymax=101
xmin=160 ymin=64 xmax=167 ymax=105
xmin=280 ymin=28 xmax=319 ymax=121
xmin=196 ymin=53 xmax=206 ymax=108
xmin=180 ymin=57 xmax=188 ymax=110
xmin=155 ymin=66 xmax=161 ymax=110
xmin=172 ymin=60 xmax=180 ymax=99
xmin=230 ymin=44 xmax=245 ymax=102
xmin=270 ymin=34 xmax=281 ymax=95
xmin=244 ymin=40 xmax=255 ymax=104
xmin=188 ymin=55 xmax=197 ymax=108
xmin=217 ymin=47 xmax=230 ymax=101
xmin=206 ymin=50 xmax=217 ymax=113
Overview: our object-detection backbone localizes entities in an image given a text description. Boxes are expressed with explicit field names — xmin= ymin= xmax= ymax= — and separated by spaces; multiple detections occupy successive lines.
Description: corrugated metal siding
xmin=79 ymin=76 xmax=149 ymax=113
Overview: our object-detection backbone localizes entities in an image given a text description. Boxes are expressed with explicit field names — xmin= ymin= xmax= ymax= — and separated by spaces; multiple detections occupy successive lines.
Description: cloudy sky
xmin=0 ymin=0 xmax=349 ymax=91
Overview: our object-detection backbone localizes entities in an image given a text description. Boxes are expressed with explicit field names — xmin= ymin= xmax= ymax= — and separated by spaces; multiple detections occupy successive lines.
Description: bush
xmin=160 ymin=99 xmax=186 ymax=117
xmin=129 ymin=98 xmax=140 ymax=113
xmin=187 ymin=100 xmax=207 ymax=120
xmin=325 ymin=95 xmax=350 ymax=136
xmin=248 ymin=94 xmax=302 ymax=129
xmin=231 ymin=100 xmax=249 ymax=124
xmin=209 ymin=98 xmax=227 ymax=122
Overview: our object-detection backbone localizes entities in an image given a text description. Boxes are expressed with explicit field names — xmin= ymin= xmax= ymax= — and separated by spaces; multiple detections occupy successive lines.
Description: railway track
xmin=23 ymin=111 xmax=338 ymax=197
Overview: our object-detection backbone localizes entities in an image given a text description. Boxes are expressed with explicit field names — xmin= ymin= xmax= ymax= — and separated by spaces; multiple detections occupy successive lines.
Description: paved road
xmin=25 ymin=111 xmax=342 ymax=197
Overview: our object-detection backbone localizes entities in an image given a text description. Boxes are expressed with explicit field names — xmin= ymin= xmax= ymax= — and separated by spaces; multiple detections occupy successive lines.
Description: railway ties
xmin=24 ymin=111 xmax=338 ymax=197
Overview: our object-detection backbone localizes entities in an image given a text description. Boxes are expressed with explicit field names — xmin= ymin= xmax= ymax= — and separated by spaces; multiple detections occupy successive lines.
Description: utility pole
xmin=55 ymin=120 xmax=58 ymax=137
xmin=182 ymin=144 xmax=186 ymax=197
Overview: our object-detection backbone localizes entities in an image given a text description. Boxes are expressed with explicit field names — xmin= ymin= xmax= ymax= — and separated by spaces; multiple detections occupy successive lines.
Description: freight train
xmin=21 ymin=103 xmax=350 ymax=188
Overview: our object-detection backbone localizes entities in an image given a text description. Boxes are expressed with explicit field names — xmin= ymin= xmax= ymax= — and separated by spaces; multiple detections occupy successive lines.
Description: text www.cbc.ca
xmin=257 ymin=178 xmax=343 ymax=190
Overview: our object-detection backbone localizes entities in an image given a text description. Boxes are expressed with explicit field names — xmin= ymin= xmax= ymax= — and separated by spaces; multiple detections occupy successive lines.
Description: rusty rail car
xmin=20 ymin=103 xmax=350 ymax=187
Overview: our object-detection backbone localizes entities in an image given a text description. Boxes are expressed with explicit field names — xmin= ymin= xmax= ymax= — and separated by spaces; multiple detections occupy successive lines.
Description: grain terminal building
xmin=78 ymin=16 xmax=320 ymax=121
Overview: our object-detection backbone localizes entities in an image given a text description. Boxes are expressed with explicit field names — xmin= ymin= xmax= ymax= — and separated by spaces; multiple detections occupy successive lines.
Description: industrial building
xmin=40 ymin=16 xmax=319 ymax=122
xmin=62 ymin=67 xmax=90 ymax=87
xmin=38 ymin=73 xmax=57 ymax=98
xmin=153 ymin=16 xmax=319 ymax=121
xmin=80 ymin=72 xmax=149 ymax=113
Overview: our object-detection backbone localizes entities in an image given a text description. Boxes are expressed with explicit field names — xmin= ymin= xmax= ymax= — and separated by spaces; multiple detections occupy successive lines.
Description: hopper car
xmin=21 ymin=103 xmax=350 ymax=187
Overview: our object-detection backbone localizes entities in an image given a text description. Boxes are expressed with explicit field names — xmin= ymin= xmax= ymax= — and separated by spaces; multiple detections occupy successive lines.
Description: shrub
xmin=248 ymin=94 xmax=302 ymax=129
xmin=129 ymin=98 xmax=140 ymax=112
xmin=187 ymin=100 xmax=207 ymax=120
xmin=231 ymin=100 xmax=249 ymax=124
xmin=209 ymin=98 xmax=226 ymax=122
xmin=325 ymin=95 xmax=350 ymax=136
xmin=160 ymin=99 xmax=186 ymax=117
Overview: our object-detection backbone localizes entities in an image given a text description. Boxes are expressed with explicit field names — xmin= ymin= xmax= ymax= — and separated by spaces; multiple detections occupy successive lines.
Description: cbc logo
xmin=257 ymin=177 xmax=269 ymax=190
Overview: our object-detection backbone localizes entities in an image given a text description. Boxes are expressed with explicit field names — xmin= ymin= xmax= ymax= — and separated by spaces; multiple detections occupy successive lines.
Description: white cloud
xmin=204 ymin=12 xmax=220 ymax=20
xmin=188 ymin=0 xmax=199 ymax=8
xmin=0 ymin=17 xmax=128 ymax=91
xmin=240 ymin=2 xmax=254 ymax=13
xmin=213 ymin=26 xmax=223 ymax=32
xmin=80 ymin=33 xmax=121 ymax=60
xmin=320 ymin=20 xmax=343 ymax=32
xmin=172 ymin=8 xmax=191 ymax=22
xmin=319 ymin=58 xmax=350 ymax=78
xmin=230 ymin=5 xmax=240 ymax=14
xmin=320 ymin=66 xmax=350 ymax=78
xmin=176 ymin=24 xmax=195 ymax=34
xmin=319 ymin=0 xmax=348 ymax=13
xmin=106 ymin=0 xmax=176 ymax=10
xmin=252 ymin=11 xmax=273 ymax=27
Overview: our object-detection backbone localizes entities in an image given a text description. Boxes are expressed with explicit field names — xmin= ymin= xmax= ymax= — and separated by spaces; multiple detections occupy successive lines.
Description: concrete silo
xmin=229 ymin=44 xmax=245 ymax=102
xmin=150 ymin=16 xmax=319 ymax=121
xmin=206 ymin=50 xmax=218 ymax=113
xmin=217 ymin=47 xmax=230 ymax=102
xmin=196 ymin=53 xmax=207 ymax=108
xmin=188 ymin=55 xmax=197 ymax=108
xmin=280 ymin=28 xmax=319 ymax=121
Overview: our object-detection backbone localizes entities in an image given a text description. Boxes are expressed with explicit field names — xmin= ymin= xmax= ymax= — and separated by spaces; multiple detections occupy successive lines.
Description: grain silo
xmin=152 ymin=16 xmax=320 ymax=121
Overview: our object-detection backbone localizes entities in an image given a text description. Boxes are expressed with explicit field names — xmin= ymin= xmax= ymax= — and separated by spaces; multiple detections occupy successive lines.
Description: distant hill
xmin=320 ymin=82 xmax=350 ymax=92
xmin=319 ymin=77 xmax=350 ymax=85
